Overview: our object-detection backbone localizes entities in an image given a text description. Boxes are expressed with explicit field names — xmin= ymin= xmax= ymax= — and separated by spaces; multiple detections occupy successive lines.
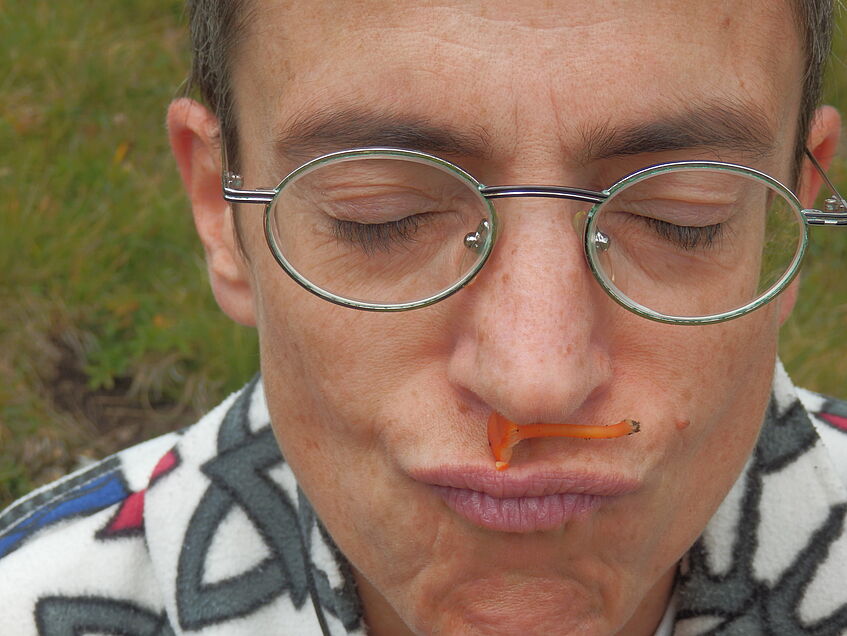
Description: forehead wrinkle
xmin=576 ymin=96 xmax=777 ymax=165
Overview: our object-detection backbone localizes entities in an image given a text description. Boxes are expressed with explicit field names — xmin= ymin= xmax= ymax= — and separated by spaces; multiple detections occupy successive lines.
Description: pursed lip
xmin=409 ymin=465 xmax=640 ymax=533
xmin=409 ymin=465 xmax=640 ymax=498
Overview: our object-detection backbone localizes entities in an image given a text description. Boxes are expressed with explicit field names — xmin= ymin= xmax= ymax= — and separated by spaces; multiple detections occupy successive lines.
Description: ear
xmin=778 ymin=105 xmax=842 ymax=325
xmin=167 ymin=98 xmax=256 ymax=327
xmin=797 ymin=105 xmax=842 ymax=208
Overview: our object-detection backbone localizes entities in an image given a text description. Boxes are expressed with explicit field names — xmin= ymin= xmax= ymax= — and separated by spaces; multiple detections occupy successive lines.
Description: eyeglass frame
xmin=222 ymin=146 xmax=847 ymax=325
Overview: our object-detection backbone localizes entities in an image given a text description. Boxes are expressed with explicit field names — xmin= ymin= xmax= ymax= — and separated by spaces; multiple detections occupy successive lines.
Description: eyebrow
xmin=273 ymin=98 xmax=776 ymax=167
xmin=579 ymin=99 xmax=776 ymax=163
xmin=274 ymin=108 xmax=491 ymax=162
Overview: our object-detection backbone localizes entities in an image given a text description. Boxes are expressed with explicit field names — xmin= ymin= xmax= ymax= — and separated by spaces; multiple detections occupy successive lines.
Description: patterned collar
xmin=673 ymin=363 xmax=847 ymax=634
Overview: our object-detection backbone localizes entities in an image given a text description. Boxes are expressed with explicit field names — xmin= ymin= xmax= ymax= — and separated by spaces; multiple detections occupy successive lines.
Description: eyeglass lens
xmin=589 ymin=168 xmax=803 ymax=319
xmin=266 ymin=154 xmax=804 ymax=318
xmin=267 ymin=155 xmax=492 ymax=305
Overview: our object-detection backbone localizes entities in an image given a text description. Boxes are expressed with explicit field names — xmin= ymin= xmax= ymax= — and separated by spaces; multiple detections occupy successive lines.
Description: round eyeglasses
xmin=223 ymin=148 xmax=847 ymax=324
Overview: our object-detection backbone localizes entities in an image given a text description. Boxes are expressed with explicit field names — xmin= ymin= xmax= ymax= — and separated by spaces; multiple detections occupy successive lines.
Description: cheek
xmin=256 ymin=293 xmax=450 ymax=425
xmin=614 ymin=304 xmax=779 ymax=416
xmin=627 ymin=307 xmax=780 ymax=549
xmin=251 ymin=273 xmax=457 ymax=511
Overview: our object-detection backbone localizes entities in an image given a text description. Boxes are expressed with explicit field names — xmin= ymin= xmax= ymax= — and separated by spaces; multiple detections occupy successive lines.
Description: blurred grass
xmin=0 ymin=2 xmax=846 ymax=508
xmin=0 ymin=0 xmax=258 ymax=505
xmin=780 ymin=9 xmax=847 ymax=395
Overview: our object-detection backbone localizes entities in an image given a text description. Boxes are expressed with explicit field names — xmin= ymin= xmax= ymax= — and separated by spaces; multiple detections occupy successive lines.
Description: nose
xmin=448 ymin=198 xmax=615 ymax=425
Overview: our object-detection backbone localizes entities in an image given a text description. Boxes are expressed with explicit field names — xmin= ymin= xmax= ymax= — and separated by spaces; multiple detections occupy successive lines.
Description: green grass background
xmin=1 ymin=1 xmax=846 ymax=507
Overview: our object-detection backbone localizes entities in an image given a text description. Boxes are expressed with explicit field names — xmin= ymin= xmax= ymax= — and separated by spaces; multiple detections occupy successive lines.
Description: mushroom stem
xmin=487 ymin=412 xmax=640 ymax=470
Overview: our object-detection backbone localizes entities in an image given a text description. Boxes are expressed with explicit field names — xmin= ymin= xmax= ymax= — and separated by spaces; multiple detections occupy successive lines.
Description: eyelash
xmin=643 ymin=218 xmax=724 ymax=250
xmin=331 ymin=215 xmax=426 ymax=254
xmin=331 ymin=211 xmax=721 ymax=254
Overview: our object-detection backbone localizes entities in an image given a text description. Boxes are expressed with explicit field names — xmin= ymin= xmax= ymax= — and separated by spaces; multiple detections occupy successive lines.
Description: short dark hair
xmin=185 ymin=0 xmax=254 ymax=170
xmin=185 ymin=0 xmax=835 ymax=176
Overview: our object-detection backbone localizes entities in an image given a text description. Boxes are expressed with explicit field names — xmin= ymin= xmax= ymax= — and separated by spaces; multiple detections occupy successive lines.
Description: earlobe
xmin=167 ymin=98 xmax=257 ymax=327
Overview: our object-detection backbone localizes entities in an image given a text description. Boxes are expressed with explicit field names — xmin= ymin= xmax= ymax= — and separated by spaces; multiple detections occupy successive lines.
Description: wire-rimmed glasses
xmin=222 ymin=147 xmax=847 ymax=324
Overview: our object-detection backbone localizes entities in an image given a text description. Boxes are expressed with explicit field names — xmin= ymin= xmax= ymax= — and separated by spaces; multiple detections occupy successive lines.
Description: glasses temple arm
xmin=804 ymin=148 xmax=847 ymax=211
xmin=221 ymin=171 xmax=276 ymax=204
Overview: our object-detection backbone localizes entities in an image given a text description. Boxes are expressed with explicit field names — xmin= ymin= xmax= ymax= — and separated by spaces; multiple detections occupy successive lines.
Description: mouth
xmin=411 ymin=465 xmax=639 ymax=533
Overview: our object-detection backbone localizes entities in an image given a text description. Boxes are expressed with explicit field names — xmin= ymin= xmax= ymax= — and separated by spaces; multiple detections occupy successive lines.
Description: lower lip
xmin=432 ymin=486 xmax=600 ymax=533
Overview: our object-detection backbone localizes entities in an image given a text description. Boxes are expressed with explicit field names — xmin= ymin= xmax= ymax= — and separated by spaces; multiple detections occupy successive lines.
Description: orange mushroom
xmin=487 ymin=411 xmax=640 ymax=470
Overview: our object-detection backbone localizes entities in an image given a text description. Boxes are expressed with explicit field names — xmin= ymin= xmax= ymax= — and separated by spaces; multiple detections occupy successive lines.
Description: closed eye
xmin=331 ymin=214 xmax=432 ymax=255
xmin=643 ymin=218 xmax=724 ymax=250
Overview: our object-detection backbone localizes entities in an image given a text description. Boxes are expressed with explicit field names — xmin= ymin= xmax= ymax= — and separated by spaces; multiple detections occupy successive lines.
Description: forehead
xmin=234 ymin=0 xmax=803 ymax=170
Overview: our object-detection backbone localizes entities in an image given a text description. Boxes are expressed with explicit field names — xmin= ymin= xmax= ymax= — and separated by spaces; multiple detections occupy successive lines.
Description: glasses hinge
xmin=224 ymin=171 xmax=244 ymax=188
xmin=824 ymin=196 xmax=847 ymax=213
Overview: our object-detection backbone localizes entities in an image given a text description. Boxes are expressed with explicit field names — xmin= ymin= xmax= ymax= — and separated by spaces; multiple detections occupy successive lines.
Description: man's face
xmin=230 ymin=1 xmax=804 ymax=633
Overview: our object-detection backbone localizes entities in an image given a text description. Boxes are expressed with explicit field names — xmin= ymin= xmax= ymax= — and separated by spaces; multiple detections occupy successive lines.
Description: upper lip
xmin=409 ymin=465 xmax=640 ymax=498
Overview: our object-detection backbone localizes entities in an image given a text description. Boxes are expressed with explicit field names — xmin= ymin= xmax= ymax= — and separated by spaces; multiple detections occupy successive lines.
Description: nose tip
xmin=468 ymin=341 xmax=613 ymax=426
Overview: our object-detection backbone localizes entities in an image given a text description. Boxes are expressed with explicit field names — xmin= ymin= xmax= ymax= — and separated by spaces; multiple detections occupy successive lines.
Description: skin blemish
xmin=675 ymin=419 xmax=691 ymax=431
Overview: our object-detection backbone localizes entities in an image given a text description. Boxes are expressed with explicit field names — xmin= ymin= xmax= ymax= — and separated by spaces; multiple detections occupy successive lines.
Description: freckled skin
xmin=168 ymin=0 xmax=840 ymax=634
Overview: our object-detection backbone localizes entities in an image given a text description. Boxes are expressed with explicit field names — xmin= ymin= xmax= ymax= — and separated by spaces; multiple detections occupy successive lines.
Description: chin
xmin=406 ymin=575 xmax=611 ymax=636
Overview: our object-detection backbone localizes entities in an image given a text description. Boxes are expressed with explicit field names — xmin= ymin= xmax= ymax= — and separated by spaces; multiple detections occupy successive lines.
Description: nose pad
xmin=571 ymin=209 xmax=588 ymax=235
xmin=572 ymin=211 xmax=614 ymax=283
xmin=594 ymin=230 xmax=614 ymax=284
xmin=464 ymin=218 xmax=492 ymax=252
xmin=460 ymin=218 xmax=493 ymax=289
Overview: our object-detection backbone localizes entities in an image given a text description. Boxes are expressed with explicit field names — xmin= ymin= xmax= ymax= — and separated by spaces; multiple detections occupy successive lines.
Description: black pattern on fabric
xmin=675 ymin=393 xmax=847 ymax=635
xmin=755 ymin=398 xmax=820 ymax=473
xmin=35 ymin=596 xmax=175 ymax=636
xmin=175 ymin=375 xmax=362 ymax=632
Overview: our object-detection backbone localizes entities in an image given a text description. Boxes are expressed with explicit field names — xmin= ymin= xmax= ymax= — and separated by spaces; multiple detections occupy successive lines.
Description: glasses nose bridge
xmin=478 ymin=184 xmax=608 ymax=241
xmin=479 ymin=185 xmax=608 ymax=206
